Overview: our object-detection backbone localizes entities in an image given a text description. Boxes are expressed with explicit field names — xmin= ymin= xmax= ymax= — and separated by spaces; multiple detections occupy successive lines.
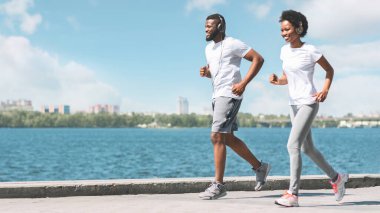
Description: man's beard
xmin=206 ymin=30 xmax=219 ymax=41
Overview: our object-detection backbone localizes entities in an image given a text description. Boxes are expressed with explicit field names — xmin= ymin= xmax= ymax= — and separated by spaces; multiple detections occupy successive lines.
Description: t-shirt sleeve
xmin=232 ymin=39 xmax=251 ymax=58
xmin=310 ymin=45 xmax=323 ymax=62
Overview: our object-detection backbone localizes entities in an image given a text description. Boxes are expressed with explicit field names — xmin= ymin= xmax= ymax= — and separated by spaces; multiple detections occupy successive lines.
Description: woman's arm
xmin=315 ymin=55 xmax=334 ymax=102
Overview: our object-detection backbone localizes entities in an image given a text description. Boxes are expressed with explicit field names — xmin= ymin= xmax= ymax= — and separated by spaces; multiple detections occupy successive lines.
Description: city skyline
xmin=2 ymin=98 xmax=380 ymax=120
xmin=0 ymin=0 xmax=379 ymax=116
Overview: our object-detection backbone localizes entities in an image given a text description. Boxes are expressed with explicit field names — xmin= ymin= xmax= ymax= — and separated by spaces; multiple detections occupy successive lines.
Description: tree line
xmin=0 ymin=111 xmax=214 ymax=128
xmin=0 ymin=111 xmax=340 ymax=128
xmin=0 ymin=111 xmax=269 ymax=128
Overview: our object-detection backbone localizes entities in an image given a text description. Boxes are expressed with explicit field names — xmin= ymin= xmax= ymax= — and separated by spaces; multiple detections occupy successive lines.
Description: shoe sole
xmin=199 ymin=191 xmax=227 ymax=200
xmin=336 ymin=174 xmax=349 ymax=202
xmin=255 ymin=164 xmax=272 ymax=191
xmin=275 ymin=200 xmax=299 ymax=207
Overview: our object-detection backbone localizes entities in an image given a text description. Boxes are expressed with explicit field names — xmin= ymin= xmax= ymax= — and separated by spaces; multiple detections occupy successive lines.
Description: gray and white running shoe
xmin=330 ymin=173 xmax=349 ymax=202
xmin=254 ymin=162 xmax=271 ymax=191
xmin=198 ymin=182 xmax=227 ymax=200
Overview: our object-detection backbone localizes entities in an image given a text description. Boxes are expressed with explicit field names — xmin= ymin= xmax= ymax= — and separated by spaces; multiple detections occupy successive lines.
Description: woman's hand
xmin=314 ymin=90 xmax=329 ymax=102
xmin=269 ymin=74 xmax=279 ymax=85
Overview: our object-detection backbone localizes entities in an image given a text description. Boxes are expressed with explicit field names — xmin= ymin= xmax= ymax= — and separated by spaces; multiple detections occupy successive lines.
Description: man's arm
xmin=232 ymin=49 xmax=264 ymax=96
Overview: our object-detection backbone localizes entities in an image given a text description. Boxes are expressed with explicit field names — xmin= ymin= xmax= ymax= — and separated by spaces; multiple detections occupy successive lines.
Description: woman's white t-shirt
xmin=280 ymin=43 xmax=322 ymax=105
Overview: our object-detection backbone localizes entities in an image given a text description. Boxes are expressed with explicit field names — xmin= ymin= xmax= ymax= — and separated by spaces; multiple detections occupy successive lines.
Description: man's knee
xmin=210 ymin=132 xmax=225 ymax=145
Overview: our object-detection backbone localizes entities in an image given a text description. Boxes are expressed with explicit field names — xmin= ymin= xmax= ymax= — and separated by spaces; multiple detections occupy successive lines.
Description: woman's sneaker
xmin=198 ymin=182 xmax=227 ymax=200
xmin=254 ymin=161 xmax=271 ymax=191
xmin=330 ymin=173 xmax=349 ymax=202
xmin=275 ymin=191 xmax=299 ymax=207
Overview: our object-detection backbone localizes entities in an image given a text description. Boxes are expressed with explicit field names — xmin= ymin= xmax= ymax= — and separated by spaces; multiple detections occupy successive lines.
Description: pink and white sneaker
xmin=275 ymin=191 xmax=299 ymax=207
xmin=330 ymin=173 xmax=349 ymax=202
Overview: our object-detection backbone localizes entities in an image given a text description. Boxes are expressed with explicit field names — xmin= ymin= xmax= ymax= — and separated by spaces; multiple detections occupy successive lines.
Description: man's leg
xmin=211 ymin=132 xmax=227 ymax=183
xmin=225 ymin=133 xmax=271 ymax=190
xmin=225 ymin=133 xmax=261 ymax=169
xmin=199 ymin=97 xmax=231 ymax=200
xmin=198 ymin=132 xmax=228 ymax=200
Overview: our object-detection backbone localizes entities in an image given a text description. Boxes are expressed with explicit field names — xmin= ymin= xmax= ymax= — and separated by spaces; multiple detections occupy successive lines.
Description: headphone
xmin=296 ymin=21 xmax=303 ymax=35
xmin=217 ymin=15 xmax=225 ymax=33
xmin=295 ymin=12 xmax=303 ymax=35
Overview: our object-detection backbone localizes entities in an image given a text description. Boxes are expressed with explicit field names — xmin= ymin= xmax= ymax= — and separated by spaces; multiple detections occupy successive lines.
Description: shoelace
xmin=206 ymin=183 xmax=220 ymax=194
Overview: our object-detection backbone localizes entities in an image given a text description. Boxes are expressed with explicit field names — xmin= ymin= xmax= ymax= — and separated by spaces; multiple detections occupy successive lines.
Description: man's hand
xmin=232 ymin=82 xmax=246 ymax=96
xmin=200 ymin=66 xmax=210 ymax=78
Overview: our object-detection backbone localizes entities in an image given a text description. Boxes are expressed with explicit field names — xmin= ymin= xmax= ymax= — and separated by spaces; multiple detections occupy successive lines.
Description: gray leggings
xmin=287 ymin=103 xmax=337 ymax=194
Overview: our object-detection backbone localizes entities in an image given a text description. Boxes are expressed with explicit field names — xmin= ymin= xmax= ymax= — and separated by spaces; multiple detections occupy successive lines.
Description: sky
xmin=0 ymin=0 xmax=379 ymax=116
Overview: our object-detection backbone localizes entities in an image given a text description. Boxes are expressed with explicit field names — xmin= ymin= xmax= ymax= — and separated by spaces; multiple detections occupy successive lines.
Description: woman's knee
xmin=287 ymin=141 xmax=301 ymax=152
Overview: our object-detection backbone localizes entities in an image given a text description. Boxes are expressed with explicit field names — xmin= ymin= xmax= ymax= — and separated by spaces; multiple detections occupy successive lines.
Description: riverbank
xmin=0 ymin=174 xmax=378 ymax=198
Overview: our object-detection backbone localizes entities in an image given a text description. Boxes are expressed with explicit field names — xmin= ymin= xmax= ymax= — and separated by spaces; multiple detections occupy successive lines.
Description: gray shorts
xmin=211 ymin=97 xmax=242 ymax=133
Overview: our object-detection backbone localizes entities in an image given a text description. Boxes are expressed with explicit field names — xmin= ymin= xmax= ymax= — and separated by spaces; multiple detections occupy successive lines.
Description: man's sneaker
xmin=275 ymin=191 xmax=299 ymax=207
xmin=198 ymin=182 xmax=227 ymax=200
xmin=254 ymin=162 xmax=271 ymax=191
xmin=330 ymin=173 xmax=349 ymax=202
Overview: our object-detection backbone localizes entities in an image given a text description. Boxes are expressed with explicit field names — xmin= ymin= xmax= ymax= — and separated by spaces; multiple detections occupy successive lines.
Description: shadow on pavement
xmin=343 ymin=201 xmax=380 ymax=206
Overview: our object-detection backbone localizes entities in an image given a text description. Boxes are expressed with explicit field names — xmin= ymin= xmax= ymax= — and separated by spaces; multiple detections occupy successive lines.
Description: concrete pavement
xmin=0 ymin=186 xmax=379 ymax=213
xmin=0 ymin=174 xmax=379 ymax=198
xmin=0 ymin=174 xmax=379 ymax=212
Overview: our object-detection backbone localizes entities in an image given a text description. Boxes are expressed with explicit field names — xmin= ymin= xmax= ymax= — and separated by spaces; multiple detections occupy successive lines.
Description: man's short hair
xmin=206 ymin=13 xmax=226 ymax=32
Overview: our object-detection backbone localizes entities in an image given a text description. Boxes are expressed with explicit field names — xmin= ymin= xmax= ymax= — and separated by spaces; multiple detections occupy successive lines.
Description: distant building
xmin=58 ymin=105 xmax=70 ymax=114
xmin=178 ymin=97 xmax=189 ymax=115
xmin=40 ymin=105 xmax=70 ymax=114
xmin=0 ymin=99 xmax=33 ymax=111
xmin=89 ymin=104 xmax=120 ymax=114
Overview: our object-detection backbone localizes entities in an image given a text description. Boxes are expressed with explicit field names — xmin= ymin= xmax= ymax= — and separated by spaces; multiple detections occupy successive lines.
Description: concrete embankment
xmin=0 ymin=174 xmax=379 ymax=198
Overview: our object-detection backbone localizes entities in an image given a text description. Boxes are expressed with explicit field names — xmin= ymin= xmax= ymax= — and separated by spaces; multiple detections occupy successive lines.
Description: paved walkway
xmin=0 ymin=186 xmax=379 ymax=213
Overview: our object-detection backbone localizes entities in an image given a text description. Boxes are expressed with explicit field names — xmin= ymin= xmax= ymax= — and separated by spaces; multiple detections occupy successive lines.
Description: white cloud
xmin=66 ymin=16 xmax=80 ymax=31
xmin=0 ymin=0 xmax=42 ymax=34
xmin=320 ymin=75 xmax=380 ymax=116
xmin=245 ymin=74 xmax=380 ymax=117
xmin=293 ymin=0 xmax=380 ymax=39
xmin=245 ymin=81 xmax=290 ymax=115
xmin=0 ymin=35 xmax=121 ymax=112
xmin=186 ymin=0 xmax=226 ymax=12
xmin=318 ymin=40 xmax=380 ymax=75
xmin=247 ymin=1 xmax=272 ymax=19
xmin=20 ymin=12 xmax=41 ymax=34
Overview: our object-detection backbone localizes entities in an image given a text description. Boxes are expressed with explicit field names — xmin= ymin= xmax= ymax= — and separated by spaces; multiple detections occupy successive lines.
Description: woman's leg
xmin=302 ymin=131 xmax=338 ymax=179
xmin=287 ymin=103 xmax=319 ymax=195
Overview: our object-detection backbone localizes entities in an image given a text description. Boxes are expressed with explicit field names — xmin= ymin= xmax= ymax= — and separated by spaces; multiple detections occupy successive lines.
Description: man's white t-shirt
xmin=281 ymin=43 xmax=322 ymax=105
xmin=205 ymin=36 xmax=251 ymax=100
